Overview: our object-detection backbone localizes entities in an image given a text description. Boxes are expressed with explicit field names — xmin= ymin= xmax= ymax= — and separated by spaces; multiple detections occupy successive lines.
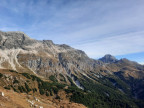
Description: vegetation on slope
xmin=0 ymin=69 xmax=144 ymax=108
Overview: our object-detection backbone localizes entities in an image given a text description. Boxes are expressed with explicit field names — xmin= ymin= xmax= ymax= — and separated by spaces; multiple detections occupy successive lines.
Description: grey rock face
xmin=99 ymin=54 xmax=118 ymax=63
xmin=1 ymin=30 xmax=144 ymax=91
xmin=0 ymin=31 xmax=37 ymax=49
xmin=0 ymin=31 xmax=104 ymax=87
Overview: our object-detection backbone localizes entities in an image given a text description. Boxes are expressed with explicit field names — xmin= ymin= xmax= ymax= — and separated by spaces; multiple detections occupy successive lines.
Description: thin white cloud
xmin=73 ymin=31 xmax=144 ymax=58
xmin=0 ymin=0 xmax=144 ymax=60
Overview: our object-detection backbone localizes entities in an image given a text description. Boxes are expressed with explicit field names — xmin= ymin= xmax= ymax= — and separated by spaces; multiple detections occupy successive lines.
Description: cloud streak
xmin=0 ymin=0 xmax=144 ymax=61
xmin=74 ymin=31 xmax=144 ymax=58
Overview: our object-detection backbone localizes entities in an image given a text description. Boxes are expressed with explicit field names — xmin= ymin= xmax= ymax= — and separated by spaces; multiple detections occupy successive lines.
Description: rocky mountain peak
xmin=0 ymin=30 xmax=144 ymax=108
xmin=59 ymin=44 xmax=72 ymax=49
xmin=99 ymin=54 xmax=118 ymax=63
xmin=0 ymin=31 xmax=37 ymax=49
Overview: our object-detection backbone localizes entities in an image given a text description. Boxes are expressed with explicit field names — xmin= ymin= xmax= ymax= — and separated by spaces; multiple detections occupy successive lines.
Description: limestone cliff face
xmin=0 ymin=31 xmax=36 ymax=50
xmin=0 ymin=31 xmax=144 ymax=91
xmin=0 ymin=31 xmax=103 ymax=88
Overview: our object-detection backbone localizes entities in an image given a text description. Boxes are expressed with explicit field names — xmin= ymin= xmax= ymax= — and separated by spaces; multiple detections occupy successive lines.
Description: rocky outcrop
xmin=0 ymin=31 xmax=37 ymax=50
xmin=99 ymin=54 xmax=118 ymax=63
xmin=0 ymin=91 xmax=4 ymax=97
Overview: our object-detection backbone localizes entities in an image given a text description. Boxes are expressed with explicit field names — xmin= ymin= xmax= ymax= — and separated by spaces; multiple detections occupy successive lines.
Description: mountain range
xmin=0 ymin=31 xmax=144 ymax=108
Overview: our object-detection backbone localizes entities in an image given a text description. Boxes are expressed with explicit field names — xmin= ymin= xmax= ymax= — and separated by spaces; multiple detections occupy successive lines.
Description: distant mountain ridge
xmin=99 ymin=54 xmax=118 ymax=63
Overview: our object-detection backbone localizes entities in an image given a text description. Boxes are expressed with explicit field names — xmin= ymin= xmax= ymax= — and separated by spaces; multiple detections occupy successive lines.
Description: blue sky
xmin=0 ymin=0 xmax=144 ymax=64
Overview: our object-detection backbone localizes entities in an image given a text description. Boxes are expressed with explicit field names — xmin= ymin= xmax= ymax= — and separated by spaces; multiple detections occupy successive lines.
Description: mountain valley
xmin=0 ymin=31 xmax=144 ymax=108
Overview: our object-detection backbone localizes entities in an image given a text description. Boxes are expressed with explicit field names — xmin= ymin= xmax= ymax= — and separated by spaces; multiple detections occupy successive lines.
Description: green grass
xmin=49 ymin=75 xmax=58 ymax=82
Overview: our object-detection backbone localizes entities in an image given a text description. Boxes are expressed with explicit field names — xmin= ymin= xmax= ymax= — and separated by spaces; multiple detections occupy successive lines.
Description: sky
xmin=0 ymin=0 xmax=144 ymax=64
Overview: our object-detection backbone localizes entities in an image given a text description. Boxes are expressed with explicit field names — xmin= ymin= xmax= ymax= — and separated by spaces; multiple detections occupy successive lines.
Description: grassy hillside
xmin=1 ymin=69 xmax=144 ymax=108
